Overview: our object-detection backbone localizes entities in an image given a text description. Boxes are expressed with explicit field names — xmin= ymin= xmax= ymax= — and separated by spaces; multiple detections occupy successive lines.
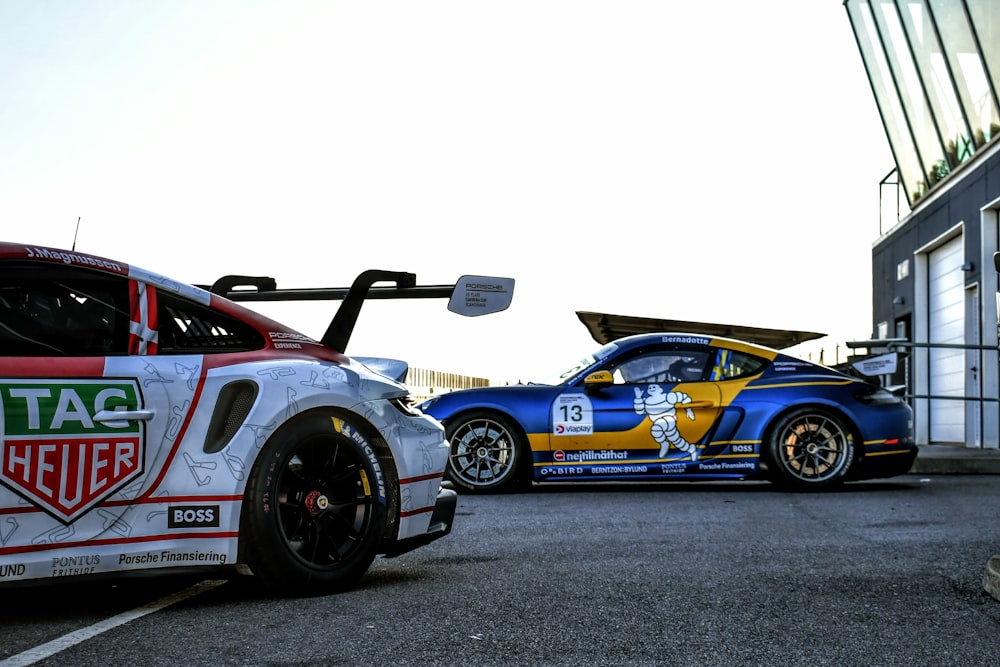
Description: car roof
xmin=0 ymin=240 xmax=316 ymax=340
xmin=607 ymin=332 xmax=782 ymax=359
xmin=0 ymin=241 xmax=215 ymax=303
xmin=0 ymin=242 xmax=130 ymax=276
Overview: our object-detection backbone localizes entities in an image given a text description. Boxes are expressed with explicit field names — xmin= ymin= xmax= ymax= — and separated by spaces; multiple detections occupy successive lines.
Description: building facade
xmin=845 ymin=1 xmax=1000 ymax=447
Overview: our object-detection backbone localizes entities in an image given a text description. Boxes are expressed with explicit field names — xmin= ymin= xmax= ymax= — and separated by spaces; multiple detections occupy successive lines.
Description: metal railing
xmin=846 ymin=339 xmax=1000 ymax=446
xmin=846 ymin=338 xmax=1000 ymax=404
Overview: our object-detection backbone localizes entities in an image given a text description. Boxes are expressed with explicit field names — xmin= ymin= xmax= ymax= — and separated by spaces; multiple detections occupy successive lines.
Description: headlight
xmin=388 ymin=396 xmax=422 ymax=416
xmin=416 ymin=396 xmax=440 ymax=412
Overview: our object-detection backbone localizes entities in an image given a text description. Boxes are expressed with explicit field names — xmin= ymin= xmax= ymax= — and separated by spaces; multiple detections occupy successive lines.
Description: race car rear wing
xmin=207 ymin=270 xmax=514 ymax=353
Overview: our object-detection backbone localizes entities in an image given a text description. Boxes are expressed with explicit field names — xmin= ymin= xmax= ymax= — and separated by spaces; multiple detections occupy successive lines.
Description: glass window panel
xmin=928 ymin=0 xmax=1000 ymax=145
xmin=898 ymin=1 xmax=974 ymax=165
xmin=874 ymin=1 xmax=950 ymax=189
xmin=966 ymin=0 xmax=1000 ymax=141
xmin=848 ymin=2 xmax=926 ymax=203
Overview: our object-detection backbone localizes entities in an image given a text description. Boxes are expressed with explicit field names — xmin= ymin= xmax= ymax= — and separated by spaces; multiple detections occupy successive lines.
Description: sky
xmin=0 ymin=1 xmax=894 ymax=383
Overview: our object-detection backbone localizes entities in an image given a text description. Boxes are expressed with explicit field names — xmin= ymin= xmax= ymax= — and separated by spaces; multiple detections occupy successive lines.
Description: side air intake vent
xmin=203 ymin=380 xmax=259 ymax=454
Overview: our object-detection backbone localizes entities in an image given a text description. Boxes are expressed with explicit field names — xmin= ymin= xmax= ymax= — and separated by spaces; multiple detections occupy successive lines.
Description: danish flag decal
xmin=0 ymin=379 xmax=146 ymax=523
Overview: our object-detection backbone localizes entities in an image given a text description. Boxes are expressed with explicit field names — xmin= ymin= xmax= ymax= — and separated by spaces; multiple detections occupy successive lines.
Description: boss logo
xmin=168 ymin=505 xmax=220 ymax=528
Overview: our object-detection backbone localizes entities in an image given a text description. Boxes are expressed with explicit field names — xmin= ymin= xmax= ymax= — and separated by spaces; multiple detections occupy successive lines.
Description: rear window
xmin=709 ymin=348 xmax=767 ymax=380
xmin=157 ymin=292 xmax=265 ymax=354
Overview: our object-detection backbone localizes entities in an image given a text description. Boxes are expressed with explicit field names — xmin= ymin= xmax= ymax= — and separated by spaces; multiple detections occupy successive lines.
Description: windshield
xmin=535 ymin=342 xmax=618 ymax=385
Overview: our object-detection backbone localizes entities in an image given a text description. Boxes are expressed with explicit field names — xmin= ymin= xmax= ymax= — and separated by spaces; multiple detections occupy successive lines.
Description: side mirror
xmin=448 ymin=276 xmax=515 ymax=316
xmin=583 ymin=370 xmax=614 ymax=393
xmin=994 ymin=251 xmax=1000 ymax=272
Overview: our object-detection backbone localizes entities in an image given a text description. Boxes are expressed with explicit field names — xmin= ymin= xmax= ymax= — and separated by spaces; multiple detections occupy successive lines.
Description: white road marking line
xmin=0 ymin=579 xmax=227 ymax=667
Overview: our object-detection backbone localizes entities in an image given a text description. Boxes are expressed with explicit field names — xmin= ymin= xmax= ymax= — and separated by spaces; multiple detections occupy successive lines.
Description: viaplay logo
xmin=555 ymin=423 xmax=592 ymax=435
xmin=0 ymin=380 xmax=145 ymax=523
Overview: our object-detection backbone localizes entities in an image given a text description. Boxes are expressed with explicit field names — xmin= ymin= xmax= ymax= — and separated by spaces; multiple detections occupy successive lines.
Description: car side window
xmin=709 ymin=348 xmax=767 ymax=380
xmin=611 ymin=350 xmax=710 ymax=384
xmin=157 ymin=291 xmax=265 ymax=354
xmin=0 ymin=264 xmax=129 ymax=356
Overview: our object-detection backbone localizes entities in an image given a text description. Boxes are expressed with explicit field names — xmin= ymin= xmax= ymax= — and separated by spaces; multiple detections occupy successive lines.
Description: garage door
xmin=928 ymin=235 xmax=964 ymax=443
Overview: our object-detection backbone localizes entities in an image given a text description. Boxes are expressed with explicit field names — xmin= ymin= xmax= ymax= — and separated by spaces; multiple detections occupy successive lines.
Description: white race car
xmin=0 ymin=242 xmax=513 ymax=595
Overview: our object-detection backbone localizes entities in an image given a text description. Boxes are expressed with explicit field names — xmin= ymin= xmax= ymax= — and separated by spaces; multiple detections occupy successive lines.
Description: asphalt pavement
xmin=911 ymin=443 xmax=1000 ymax=603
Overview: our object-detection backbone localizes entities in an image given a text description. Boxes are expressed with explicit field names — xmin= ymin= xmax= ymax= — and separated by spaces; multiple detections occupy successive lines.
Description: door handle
xmin=94 ymin=409 xmax=155 ymax=427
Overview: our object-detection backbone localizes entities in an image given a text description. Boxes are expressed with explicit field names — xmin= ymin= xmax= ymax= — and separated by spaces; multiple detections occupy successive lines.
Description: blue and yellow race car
xmin=417 ymin=333 xmax=916 ymax=492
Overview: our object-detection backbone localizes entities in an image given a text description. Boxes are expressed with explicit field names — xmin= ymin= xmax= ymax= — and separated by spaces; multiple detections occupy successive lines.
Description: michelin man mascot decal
xmin=633 ymin=384 xmax=699 ymax=460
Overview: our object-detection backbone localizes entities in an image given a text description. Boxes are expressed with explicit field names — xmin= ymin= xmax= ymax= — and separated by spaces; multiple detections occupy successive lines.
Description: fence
xmin=406 ymin=366 xmax=506 ymax=403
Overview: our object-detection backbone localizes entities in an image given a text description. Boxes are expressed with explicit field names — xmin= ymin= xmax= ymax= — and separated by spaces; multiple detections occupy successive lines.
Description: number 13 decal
xmin=553 ymin=394 xmax=594 ymax=436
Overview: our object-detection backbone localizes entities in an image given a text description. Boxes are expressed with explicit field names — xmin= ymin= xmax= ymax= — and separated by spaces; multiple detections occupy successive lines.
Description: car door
xmin=547 ymin=346 xmax=723 ymax=472
xmin=0 ymin=264 xmax=198 ymax=555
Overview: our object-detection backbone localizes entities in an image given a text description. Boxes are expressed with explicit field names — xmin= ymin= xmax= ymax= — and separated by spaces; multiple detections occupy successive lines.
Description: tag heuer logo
xmin=0 ymin=379 xmax=146 ymax=523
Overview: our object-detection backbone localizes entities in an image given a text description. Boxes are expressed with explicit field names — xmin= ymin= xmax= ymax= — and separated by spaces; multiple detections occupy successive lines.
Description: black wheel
xmin=241 ymin=412 xmax=387 ymax=595
xmin=445 ymin=412 xmax=528 ymax=493
xmin=766 ymin=408 xmax=854 ymax=489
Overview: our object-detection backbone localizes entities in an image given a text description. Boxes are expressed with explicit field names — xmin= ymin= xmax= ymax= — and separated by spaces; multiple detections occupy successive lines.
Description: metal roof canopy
xmin=576 ymin=311 xmax=825 ymax=350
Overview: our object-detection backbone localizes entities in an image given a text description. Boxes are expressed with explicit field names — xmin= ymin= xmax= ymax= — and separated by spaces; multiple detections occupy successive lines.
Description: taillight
xmin=854 ymin=385 xmax=904 ymax=406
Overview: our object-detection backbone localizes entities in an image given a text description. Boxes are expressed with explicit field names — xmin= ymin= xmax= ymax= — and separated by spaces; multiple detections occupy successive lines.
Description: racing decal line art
xmin=0 ymin=241 xmax=514 ymax=593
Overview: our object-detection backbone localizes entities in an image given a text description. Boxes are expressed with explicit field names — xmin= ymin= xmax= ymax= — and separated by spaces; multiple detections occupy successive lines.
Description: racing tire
xmin=445 ymin=411 xmax=528 ymax=494
xmin=765 ymin=407 xmax=854 ymax=490
xmin=241 ymin=412 xmax=387 ymax=595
